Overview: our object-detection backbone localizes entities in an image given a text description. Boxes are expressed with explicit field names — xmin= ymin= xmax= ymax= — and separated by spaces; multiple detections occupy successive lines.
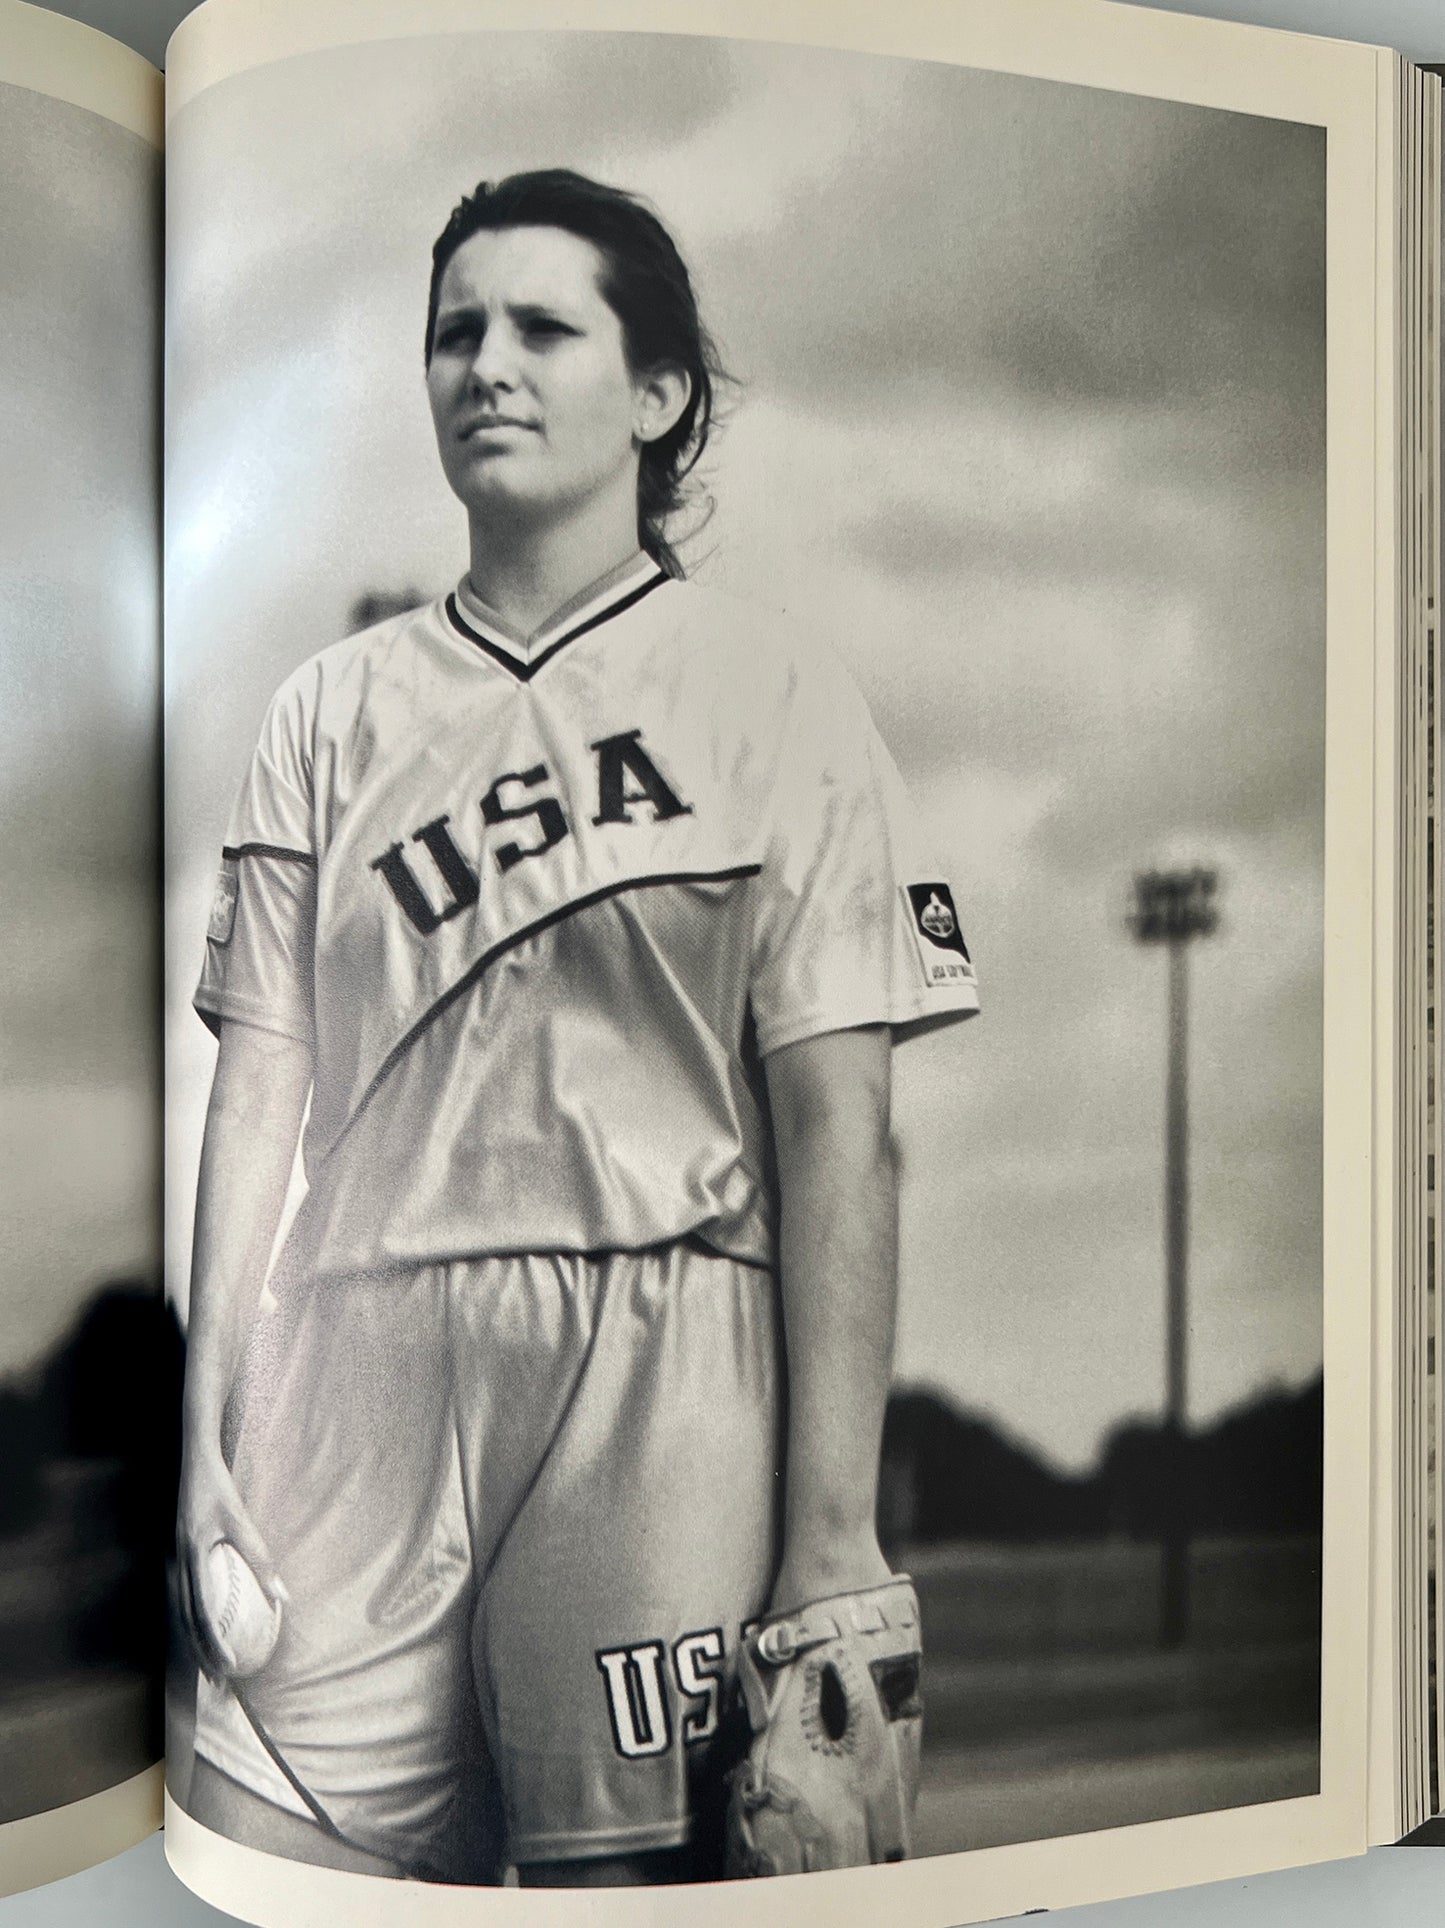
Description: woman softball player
xmin=176 ymin=170 xmax=978 ymax=1888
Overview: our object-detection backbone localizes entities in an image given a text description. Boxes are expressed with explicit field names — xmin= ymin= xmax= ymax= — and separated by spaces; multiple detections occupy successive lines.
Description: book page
xmin=161 ymin=0 xmax=1382 ymax=1920
xmin=0 ymin=0 xmax=165 ymax=1901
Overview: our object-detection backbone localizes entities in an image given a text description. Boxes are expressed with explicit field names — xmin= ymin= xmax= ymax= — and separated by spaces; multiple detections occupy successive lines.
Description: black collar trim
xmin=443 ymin=568 xmax=670 ymax=682
xmin=222 ymin=841 xmax=317 ymax=867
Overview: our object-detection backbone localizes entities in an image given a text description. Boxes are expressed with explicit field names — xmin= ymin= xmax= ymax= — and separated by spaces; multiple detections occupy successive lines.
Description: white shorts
xmin=192 ymin=1244 xmax=781 ymax=1877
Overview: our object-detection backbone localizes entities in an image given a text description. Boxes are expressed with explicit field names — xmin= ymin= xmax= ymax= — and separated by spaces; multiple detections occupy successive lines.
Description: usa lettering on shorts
xmin=595 ymin=1628 xmax=727 ymax=1759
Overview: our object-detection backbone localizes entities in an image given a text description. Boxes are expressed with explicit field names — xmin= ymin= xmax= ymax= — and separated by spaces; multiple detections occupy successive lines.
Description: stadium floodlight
xmin=1131 ymin=866 xmax=1220 ymax=1648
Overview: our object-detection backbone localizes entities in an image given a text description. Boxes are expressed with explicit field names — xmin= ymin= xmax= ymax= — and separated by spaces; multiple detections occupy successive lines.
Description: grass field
xmin=904 ymin=1533 xmax=1321 ymax=1855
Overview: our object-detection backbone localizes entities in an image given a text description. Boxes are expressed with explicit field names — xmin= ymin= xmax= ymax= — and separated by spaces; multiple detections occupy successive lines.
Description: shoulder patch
xmin=903 ymin=882 xmax=974 ymax=989
xmin=207 ymin=858 xmax=239 ymax=946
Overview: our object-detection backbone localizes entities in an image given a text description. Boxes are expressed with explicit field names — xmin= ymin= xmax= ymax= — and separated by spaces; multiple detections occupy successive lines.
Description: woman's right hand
xmin=176 ymin=1439 xmax=286 ymax=1678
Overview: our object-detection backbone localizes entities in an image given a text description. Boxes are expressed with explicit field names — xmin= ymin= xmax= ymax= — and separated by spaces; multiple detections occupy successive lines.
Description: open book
xmin=0 ymin=0 xmax=1438 ymax=1919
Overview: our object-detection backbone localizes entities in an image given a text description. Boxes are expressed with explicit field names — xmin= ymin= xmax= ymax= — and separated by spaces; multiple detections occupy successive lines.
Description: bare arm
xmin=179 ymin=1019 xmax=312 ymax=1610
xmin=764 ymin=1023 xmax=898 ymax=1614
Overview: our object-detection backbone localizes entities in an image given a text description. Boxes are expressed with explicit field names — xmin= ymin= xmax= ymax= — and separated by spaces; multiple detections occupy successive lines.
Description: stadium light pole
xmin=1131 ymin=866 xmax=1219 ymax=1649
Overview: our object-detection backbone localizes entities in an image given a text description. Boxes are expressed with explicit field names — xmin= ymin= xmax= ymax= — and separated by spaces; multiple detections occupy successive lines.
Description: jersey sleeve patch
xmin=207 ymin=857 xmax=240 ymax=946
xmin=903 ymin=882 xmax=974 ymax=990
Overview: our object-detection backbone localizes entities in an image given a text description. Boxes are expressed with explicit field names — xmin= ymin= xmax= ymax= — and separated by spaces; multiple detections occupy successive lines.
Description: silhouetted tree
xmin=0 ymin=1387 xmax=45 ymax=1536
xmin=37 ymin=1279 xmax=180 ymax=1739
xmin=881 ymin=1375 xmax=1324 ymax=1547
xmin=880 ymin=1390 xmax=1103 ymax=1548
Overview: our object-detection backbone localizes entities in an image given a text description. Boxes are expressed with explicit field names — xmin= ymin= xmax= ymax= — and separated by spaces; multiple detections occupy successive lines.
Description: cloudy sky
xmin=0 ymin=82 xmax=160 ymax=1379
xmin=166 ymin=33 xmax=1325 ymax=1471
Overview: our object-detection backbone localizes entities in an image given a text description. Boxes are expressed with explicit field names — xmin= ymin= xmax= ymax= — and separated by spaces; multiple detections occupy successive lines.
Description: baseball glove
xmin=724 ymin=1574 xmax=923 ymax=1878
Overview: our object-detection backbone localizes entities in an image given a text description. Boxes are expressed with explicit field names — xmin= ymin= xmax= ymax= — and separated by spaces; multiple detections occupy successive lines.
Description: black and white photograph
xmin=163 ymin=25 xmax=1327 ymax=1894
xmin=0 ymin=74 xmax=163 ymax=1829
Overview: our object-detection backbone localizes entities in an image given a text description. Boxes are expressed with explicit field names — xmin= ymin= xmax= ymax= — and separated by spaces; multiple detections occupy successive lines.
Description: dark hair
xmin=427 ymin=169 xmax=728 ymax=577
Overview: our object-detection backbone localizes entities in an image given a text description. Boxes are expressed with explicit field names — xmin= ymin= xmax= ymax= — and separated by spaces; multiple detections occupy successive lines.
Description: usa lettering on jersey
xmin=370 ymin=729 xmax=690 ymax=937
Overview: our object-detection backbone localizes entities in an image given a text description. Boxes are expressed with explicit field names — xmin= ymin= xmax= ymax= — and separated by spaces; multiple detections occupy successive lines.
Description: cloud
xmin=695 ymin=57 xmax=1324 ymax=429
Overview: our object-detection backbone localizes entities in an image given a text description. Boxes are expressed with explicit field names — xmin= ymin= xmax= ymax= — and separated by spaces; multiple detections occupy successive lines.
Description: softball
xmin=199 ymin=1539 xmax=282 ymax=1679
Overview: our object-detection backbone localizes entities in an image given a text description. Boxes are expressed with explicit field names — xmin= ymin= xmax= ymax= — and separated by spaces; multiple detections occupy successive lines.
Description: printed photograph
xmin=163 ymin=30 xmax=1326 ymax=1884
xmin=0 ymin=80 xmax=164 ymax=1825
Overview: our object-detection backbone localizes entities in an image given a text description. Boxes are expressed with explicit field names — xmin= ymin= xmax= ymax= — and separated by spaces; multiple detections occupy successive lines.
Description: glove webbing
xmin=736 ymin=1578 xmax=920 ymax=1866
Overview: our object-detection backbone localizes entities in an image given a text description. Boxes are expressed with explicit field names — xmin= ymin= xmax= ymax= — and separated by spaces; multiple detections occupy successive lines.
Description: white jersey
xmin=195 ymin=554 xmax=978 ymax=1281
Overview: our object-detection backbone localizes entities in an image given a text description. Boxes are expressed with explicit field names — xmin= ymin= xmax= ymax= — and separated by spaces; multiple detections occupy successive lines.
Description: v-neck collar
xmin=443 ymin=552 xmax=670 ymax=683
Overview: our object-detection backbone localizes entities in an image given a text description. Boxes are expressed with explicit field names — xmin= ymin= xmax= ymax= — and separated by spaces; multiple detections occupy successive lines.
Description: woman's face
xmin=427 ymin=224 xmax=648 ymax=535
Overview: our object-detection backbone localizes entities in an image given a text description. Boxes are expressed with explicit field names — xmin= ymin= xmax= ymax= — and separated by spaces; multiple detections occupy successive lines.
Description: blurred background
xmin=0 ymin=80 xmax=165 ymax=1821
xmin=162 ymin=31 xmax=1325 ymax=1851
